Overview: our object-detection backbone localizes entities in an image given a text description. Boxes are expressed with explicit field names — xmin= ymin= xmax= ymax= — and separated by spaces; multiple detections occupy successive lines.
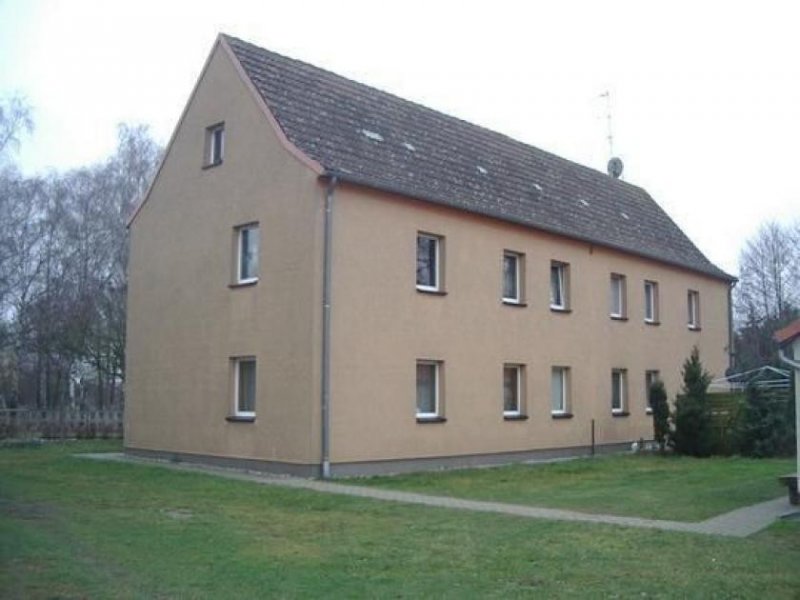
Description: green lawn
xmin=0 ymin=442 xmax=798 ymax=599
xmin=356 ymin=454 xmax=794 ymax=522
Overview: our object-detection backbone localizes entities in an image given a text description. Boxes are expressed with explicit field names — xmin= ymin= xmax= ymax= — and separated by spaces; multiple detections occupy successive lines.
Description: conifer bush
xmin=672 ymin=347 xmax=713 ymax=457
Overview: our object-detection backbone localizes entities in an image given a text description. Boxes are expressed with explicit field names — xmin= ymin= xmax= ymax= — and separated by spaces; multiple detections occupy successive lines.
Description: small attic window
xmin=403 ymin=142 xmax=416 ymax=152
xmin=477 ymin=166 xmax=488 ymax=175
xmin=361 ymin=129 xmax=384 ymax=142
xmin=579 ymin=199 xmax=590 ymax=207
xmin=620 ymin=212 xmax=630 ymax=220
xmin=533 ymin=183 xmax=543 ymax=192
xmin=205 ymin=122 xmax=224 ymax=167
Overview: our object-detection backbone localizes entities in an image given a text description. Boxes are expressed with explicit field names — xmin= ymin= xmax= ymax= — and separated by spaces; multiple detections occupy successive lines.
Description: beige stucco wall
xmin=125 ymin=42 xmax=323 ymax=465
xmin=328 ymin=185 xmax=731 ymax=464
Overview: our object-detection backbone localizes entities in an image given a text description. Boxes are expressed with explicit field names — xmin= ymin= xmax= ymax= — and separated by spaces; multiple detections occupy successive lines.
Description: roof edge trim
xmin=219 ymin=35 xmax=324 ymax=176
xmin=127 ymin=36 xmax=225 ymax=227
xmin=324 ymin=170 xmax=737 ymax=284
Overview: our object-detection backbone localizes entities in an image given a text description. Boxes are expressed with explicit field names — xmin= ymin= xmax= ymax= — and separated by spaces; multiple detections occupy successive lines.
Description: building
xmin=125 ymin=34 xmax=735 ymax=476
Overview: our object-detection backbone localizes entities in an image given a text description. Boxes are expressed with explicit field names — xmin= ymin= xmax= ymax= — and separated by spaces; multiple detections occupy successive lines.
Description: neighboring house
xmin=125 ymin=34 xmax=735 ymax=476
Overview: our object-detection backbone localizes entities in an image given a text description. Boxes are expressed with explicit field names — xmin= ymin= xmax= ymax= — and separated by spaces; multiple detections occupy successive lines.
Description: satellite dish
xmin=607 ymin=157 xmax=624 ymax=179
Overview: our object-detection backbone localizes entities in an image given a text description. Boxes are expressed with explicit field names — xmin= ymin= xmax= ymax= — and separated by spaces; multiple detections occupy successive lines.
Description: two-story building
xmin=125 ymin=34 xmax=735 ymax=476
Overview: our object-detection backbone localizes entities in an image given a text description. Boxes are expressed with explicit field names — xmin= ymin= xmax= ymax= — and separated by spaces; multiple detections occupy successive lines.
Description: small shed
xmin=774 ymin=319 xmax=800 ymax=504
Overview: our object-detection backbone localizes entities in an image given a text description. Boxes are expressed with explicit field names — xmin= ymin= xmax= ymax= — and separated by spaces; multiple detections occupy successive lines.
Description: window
xmin=611 ymin=369 xmax=628 ymax=414
xmin=645 ymin=370 xmax=660 ymax=413
xmin=236 ymin=224 xmax=259 ymax=284
xmin=687 ymin=290 xmax=700 ymax=329
xmin=551 ymin=367 xmax=569 ymax=415
xmin=610 ymin=273 xmax=627 ymax=318
xmin=233 ymin=358 xmax=256 ymax=417
xmin=503 ymin=364 xmax=524 ymax=416
xmin=502 ymin=251 xmax=523 ymax=304
xmin=644 ymin=281 xmax=659 ymax=323
xmin=416 ymin=361 xmax=441 ymax=419
xmin=416 ymin=234 xmax=442 ymax=292
xmin=206 ymin=123 xmax=224 ymax=166
xmin=550 ymin=262 xmax=569 ymax=310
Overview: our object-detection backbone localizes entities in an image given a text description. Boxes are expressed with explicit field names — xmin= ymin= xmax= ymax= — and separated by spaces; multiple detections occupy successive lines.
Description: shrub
xmin=649 ymin=379 xmax=670 ymax=453
xmin=672 ymin=347 xmax=713 ymax=457
xmin=736 ymin=383 xmax=795 ymax=458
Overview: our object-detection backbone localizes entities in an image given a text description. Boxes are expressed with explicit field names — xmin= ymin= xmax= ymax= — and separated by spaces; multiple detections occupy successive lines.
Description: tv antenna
xmin=599 ymin=90 xmax=624 ymax=179
xmin=599 ymin=90 xmax=615 ymax=157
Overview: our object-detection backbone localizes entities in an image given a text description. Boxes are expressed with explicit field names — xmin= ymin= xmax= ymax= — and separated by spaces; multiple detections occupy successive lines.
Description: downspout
xmin=777 ymin=347 xmax=800 ymax=496
xmin=321 ymin=174 xmax=338 ymax=479
xmin=727 ymin=281 xmax=736 ymax=372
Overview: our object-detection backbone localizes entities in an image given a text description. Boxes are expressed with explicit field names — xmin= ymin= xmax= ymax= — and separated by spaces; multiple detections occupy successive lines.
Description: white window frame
xmin=233 ymin=357 xmax=256 ymax=418
xmin=610 ymin=273 xmax=626 ymax=318
xmin=207 ymin=123 xmax=224 ymax=166
xmin=236 ymin=224 xmax=259 ymax=284
xmin=503 ymin=364 xmax=523 ymax=416
xmin=502 ymin=251 xmax=522 ymax=304
xmin=550 ymin=262 xmax=567 ymax=310
xmin=551 ymin=366 xmax=568 ymax=415
xmin=416 ymin=360 xmax=440 ymax=418
xmin=612 ymin=369 xmax=627 ymax=414
xmin=416 ymin=234 xmax=441 ymax=292
xmin=687 ymin=290 xmax=700 ymax=329
xmin=644 ymin=280 xmax=658 ymax=323
xmin=645 ymin=370 xmax=660 ymax=414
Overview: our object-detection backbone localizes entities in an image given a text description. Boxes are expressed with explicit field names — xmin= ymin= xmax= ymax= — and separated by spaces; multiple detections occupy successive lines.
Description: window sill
xmin=226 ymin=415 xmax=255 ymax=423
xmin=502 ymin=300 xmax=527 ymax=307
xmin=644 ymin=320 xmax=661 ymax=326
xmin=416 ymin=287 xmax=447 ymax=296
xmin=551 ymin=412 xmax=573 ymax=419
xmin=416 ymin=416 xmax=447 ymax=424
xmin=612 ymin=411 xmax=630 ymax=418
xmin=610 ymin=315 xmax=628 ymax=321
xmin=646 ymin=408 xmax=653 ymax=415
xmin=550 ymin=306 xmax=572 ymax=314
xmin=229 ymin=280 xmax=258 ymax=289
xmin=503 ymin=414 xmax=529 ymax=421
xmin=688 ymin=325 xmax=702 ymax=332
xmin=202 ymin=160 xmax=223 ymax=170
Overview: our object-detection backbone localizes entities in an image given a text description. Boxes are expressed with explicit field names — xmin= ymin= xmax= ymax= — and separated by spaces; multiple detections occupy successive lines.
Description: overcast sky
xmin=1 ymin=0 xmax=798 ymax=275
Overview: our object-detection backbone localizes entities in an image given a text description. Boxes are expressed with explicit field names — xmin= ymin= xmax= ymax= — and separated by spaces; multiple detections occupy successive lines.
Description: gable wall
xmin=125 ymin=43 xmax=323 ymax=467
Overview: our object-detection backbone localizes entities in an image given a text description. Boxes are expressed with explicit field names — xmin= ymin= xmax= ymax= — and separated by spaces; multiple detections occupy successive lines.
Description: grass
xmin=0 ymin=441 xmax=797 ymax=598
xmin=355 ymin=454 xmax=795 ymax=521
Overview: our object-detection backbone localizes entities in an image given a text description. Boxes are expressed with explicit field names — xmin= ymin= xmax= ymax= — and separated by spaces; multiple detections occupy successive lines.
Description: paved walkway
xmin=82 ymin=453 xmax=798 ymax=538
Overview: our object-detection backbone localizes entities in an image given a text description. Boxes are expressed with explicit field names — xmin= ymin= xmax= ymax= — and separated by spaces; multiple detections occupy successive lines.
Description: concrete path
xmin=82 ymin=453 xmax=799 ymax=538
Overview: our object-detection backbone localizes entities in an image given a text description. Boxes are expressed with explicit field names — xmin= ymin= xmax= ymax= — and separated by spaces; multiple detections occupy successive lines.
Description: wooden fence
xmin=0 ymin=408 xmax=123 ymax=440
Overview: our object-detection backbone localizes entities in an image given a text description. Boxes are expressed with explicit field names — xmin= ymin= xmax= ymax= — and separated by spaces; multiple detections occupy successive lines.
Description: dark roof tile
xmin=225 ymin=35 xmax=733 ymax=281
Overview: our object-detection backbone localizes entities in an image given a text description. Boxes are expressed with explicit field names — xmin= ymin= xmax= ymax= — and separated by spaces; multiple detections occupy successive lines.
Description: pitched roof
xmin=224 ymin=34 xmax=734 ymax=282
xmin=775 ymin=319 xmax=800 ymax=346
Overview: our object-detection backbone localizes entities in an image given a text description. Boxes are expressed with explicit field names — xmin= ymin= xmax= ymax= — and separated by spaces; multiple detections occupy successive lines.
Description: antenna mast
xmin=600 ymin=90 xmax=624 ymax=179
xmin=599 ymin=90 xmax=614 ymax=158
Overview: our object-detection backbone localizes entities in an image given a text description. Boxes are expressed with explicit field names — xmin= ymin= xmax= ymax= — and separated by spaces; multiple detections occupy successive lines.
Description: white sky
xmin=1 ymin=0 xmax=798 ymax=275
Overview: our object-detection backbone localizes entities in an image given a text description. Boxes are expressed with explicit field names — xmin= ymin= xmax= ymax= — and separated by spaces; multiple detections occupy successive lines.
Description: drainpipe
xmin=777 ymin=347 xmax=800 ymax=495
xmin=321 ymin=174 xmax=338 ymax=479
xmin=727 ymin=281 xmax=736 ymax=372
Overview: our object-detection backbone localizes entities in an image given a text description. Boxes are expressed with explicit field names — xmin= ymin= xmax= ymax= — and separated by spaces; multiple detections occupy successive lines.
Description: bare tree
xmin=735 ymin=221 xmax=799 ymax=324
xmin=0 ymin=110 xmax=162 ymax=413
xmin=733 ymin=219 xmax=800 ymax=370
xmin=0 ymin=95 xmax=33 ymax=160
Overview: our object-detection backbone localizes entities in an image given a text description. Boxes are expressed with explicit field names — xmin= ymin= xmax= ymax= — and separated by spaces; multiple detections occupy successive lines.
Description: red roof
xmin=774 ymin=319 xmax=800 ymax=346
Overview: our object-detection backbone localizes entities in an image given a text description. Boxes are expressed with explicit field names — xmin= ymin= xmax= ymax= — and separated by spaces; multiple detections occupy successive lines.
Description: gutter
xmin=320 ymin=175 xmax=338 ymax=479
xmin=325 ymin=170 xmax=737 ymax=284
